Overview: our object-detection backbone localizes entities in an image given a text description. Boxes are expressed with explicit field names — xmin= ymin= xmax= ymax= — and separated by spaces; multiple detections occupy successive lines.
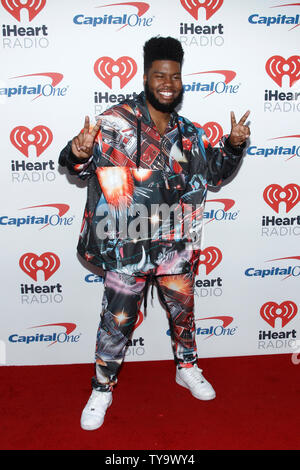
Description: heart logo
xmin=10 ymin=125 xmax=53 ymax=157
xmin=198 ymin=246 xmax=222 ymax=274
xmin=180 ymin=0 xmax=223 ymax=20
xmin=1 ymin=0 xmax=46 ymax=21
xmin=194 ymin=121 xmax=223 ymax=147
xmin=94 ymin=56 xmax=137 ymax=89
xmin=133 ymin=310 xmax=144 ymax=331
xmin=260 ymin=301 xmax=298 ymax=328
xmin=265 ymin=55 xmax=300 ymax=87
xmin=263 ymin=184 xmax=300 ymax=213
xmin=19 ymin=252 xmax=60 ymax=281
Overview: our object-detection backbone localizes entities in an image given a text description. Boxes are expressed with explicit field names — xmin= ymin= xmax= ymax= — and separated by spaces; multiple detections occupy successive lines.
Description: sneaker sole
xmin=176 ymin=376 xmax=216 ymax=401
xmin=81 ymin=422 xmax=103 ymax=431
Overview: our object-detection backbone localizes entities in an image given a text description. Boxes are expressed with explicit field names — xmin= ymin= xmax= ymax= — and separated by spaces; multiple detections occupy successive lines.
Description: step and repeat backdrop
xmin=1 ymin=0 xmax=299 ymax=366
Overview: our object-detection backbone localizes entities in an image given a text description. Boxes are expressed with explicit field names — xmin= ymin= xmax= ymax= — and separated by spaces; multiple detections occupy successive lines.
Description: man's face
xmin=144 ymin=60 xmax=183 ymax=113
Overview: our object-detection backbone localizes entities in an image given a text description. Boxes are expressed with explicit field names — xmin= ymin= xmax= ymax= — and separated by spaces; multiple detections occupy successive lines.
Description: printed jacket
xmin=59 ymin=92 xmax=244 ymax=276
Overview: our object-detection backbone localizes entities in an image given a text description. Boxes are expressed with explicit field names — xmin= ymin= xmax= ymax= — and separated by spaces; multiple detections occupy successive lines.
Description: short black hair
xmin=143 ymin=36 xmax=184 ymax=74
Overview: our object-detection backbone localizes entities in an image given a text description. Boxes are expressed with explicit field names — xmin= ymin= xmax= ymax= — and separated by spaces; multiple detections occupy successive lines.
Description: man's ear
xmin=143 ymin=74 xmax=147 ymax=86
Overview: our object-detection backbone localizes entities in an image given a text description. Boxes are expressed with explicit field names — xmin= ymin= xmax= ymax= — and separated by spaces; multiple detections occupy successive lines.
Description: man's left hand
xmin=228 ymin=110 xmax=250 ymax=147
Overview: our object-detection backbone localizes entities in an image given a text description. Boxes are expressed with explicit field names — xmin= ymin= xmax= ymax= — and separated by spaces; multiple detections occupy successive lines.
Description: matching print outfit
xmin=59 ymin=92 xmax=243 ymax=389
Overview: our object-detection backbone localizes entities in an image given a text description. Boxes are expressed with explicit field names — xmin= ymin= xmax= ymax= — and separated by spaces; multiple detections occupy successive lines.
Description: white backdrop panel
xmin=0 ymin=0 xmax=299 ymax=366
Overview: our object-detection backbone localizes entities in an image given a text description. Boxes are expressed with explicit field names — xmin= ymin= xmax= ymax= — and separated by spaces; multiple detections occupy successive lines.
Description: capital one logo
xmin=194 ymin=121 xmax=223 ymax=147
xmin=10 ymin=126 xmax=53 ymax=157
xmin=265 ymin=55 xmax=300 ymax=87
xmin=9 ymin=323 xmax=79 ymax=347
xmin=260 ymin=301 xmax=297 ymax=328
xmin=1 ymin=0 xmax=46 ymax=21
xmin=263 ymin=184 xmax=300 ymax=213
xmin=194 ymin=316 xmax=235 ymax=339
xmin=94 ymin=56 xmax=137 ymax=89
xmin=96 ymin=1 xmax=150 ymax=30
xmin=205 ymin=198 xmax=237 ymax=225
xmin=183 ymin=70 xmax=237 ymax=98
xmin=198 ymin=246 xmax=222 ymax=274
xmin=7 ymin=72 xmax=65 ymax=101
xmin=98 ymin=1 xmax=149 ymax=16
xmin=29 ymin=323 xmax=77 ymax=346
xmin=19 ymin=252 xmax=60 ymax=281
xmin=180 ymin=0 xmax=223 ymax=20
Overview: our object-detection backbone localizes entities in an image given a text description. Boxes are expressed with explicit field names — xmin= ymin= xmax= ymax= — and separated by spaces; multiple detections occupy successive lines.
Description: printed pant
xmin=93 ymin=271 xmax=197 ymax=391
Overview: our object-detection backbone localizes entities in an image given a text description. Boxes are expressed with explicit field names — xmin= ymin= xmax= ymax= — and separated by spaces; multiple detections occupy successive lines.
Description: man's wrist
xmin=69 ymin=150 xmax=91 ymax=164
xmin=225 ymin=137 xmax=245 ymax=154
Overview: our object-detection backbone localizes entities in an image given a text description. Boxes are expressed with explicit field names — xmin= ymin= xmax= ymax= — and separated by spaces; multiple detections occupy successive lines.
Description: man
xmin=59 ymin=36 xmax=250 ymax=431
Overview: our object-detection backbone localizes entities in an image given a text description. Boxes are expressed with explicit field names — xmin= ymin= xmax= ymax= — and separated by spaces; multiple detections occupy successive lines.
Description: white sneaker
xmin=80 ymin=389 xmax=112 ymax=430
xmin=176 ymin=364 xmax=216 ymax=400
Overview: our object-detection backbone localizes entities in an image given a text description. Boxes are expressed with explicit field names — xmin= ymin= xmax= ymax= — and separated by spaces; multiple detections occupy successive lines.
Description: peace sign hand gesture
xmin=228 ymin=110 xmax=250 ymax=147
xmin=71 ymin=116 xmax=101 ymax=159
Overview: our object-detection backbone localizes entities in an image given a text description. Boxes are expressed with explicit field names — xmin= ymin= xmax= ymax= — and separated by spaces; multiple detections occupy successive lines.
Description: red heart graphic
xmin=198 ymin=246 xmax=222 ymax=275
xmin=180 ymin=0 xmax=223 ymax=20
xmin=19 ymin=252 xmax=60 ymax=281
xmin=198 ymin=122 xmax=223 ymax=147
xmin=260 ymin=301 xmax=298 ymax=328
xmin=133 ymin=310 xmax=144 ymax=331
xmin=1 ymin=0 xmax=46 ymax=21
xmin=94 ymin=56 xmax=137 ymax=89
xmin=263 ymin=184 xmax=300 ymax=213
xmin=10 ymin=125 xmax=53 ymax=157
xmin=265 ymin=55 xmax=300 ymax=87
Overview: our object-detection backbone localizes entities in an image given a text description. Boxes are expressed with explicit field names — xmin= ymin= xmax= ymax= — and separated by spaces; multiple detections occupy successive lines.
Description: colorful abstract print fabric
xmin=59 ymin=92 xmax=243 ymax=276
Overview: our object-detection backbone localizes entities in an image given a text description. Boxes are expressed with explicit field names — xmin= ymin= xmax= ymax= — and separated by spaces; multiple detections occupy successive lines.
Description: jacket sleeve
xmin=180 ymin=124 xmax=245 ymax=205
xmin=58 ymin=140 xmax=96 ymax=180
xmin=58 ymin=111 xmax=121 ymax=179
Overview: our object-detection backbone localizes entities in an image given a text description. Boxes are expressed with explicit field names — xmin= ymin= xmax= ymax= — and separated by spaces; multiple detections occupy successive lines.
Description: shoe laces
xmin=183 ymin=365 xmax=205 ymax=385
xmin=88 ymin=390 xmax=111 ymax=411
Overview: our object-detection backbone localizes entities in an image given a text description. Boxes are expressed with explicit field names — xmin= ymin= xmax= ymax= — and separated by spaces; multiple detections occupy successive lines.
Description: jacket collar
xmin=133 ymin=92 xmax=183 ymax=168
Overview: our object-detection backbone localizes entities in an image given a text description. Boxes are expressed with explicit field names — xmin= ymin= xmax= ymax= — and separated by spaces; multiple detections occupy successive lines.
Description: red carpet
xmin=0 ymin=354 xmax=299 ymax=450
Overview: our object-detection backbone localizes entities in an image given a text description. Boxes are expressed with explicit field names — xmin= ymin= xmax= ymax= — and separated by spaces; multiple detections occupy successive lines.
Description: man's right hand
xmin=71 ymin=116 xmax=101 ymax=159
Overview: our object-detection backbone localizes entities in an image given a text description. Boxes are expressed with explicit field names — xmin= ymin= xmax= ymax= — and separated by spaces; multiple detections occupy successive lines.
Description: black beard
xmin=144 ymin=81 xmax=184 ymax=113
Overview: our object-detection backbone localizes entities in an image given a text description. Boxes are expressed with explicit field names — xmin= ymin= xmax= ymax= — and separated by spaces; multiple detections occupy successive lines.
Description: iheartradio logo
xmin=19 ymin=252 xmax=60 ymax=281
xmin=260 ymin=301 xmax=297 ymax=328
xmin=10 ymin=126 xmax=53 ymax=157
xmin=94 ymin=56 xmax=137 ymax=89
xmin=265 ymin=55 xmax=300 ymax=87
xmin=198 ymin=246 xmax=222 ymax=274
xmin=180 ymin=0 xmax=223 ymax=20
xmin=1 ymin=0 xmax=46 ymax=21
xmin=133 ymin=310 xmax=143 ymax=331
xmin=263 ymin=184 xmax=300 ymax=213
xmin=194 ymin=121 xmax=223 ymax=147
